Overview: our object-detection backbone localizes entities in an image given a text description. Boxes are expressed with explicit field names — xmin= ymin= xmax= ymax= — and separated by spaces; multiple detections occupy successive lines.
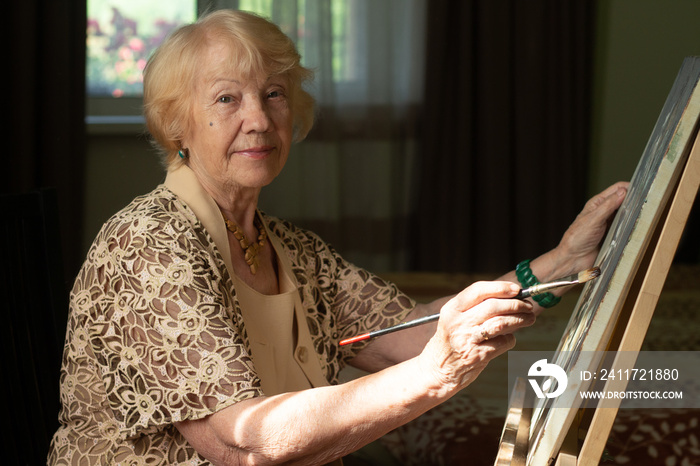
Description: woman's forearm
xmin=177 ymin=354 xmax=452 ymax=465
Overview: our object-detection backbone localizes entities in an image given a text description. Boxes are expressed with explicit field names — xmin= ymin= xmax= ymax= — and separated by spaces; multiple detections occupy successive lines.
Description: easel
xmin=495 ymin=116 xmax=700 ymax=466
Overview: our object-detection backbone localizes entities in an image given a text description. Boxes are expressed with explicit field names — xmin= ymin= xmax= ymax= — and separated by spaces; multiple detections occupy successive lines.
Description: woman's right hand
xmin=419 ymin=281 xmax=535 ymax=394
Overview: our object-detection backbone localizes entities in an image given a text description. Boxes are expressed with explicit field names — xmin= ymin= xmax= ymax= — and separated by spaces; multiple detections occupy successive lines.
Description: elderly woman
xmin=49 ymin=9 xmax=627 ymax=465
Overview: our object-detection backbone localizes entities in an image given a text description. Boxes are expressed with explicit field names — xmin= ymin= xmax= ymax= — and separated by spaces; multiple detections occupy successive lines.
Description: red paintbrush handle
xmin=339 ymin=333 xmax=370 ymax=346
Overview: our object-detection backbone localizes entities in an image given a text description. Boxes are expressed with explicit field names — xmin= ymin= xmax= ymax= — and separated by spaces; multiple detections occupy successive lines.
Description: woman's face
xmin=183 ymin=39 xmax=294 ymax=199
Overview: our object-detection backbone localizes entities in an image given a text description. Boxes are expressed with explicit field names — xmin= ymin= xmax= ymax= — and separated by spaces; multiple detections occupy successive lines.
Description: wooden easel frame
xmin=574 ymin=112 xmax=700 ymax=465
xmin=495 ymin=107 xmax=700 ymax=466
xmin=495 ymin=135 xmax=700 ymax=466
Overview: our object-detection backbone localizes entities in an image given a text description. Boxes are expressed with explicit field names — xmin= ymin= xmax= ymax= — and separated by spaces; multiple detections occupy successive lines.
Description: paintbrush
xmin=338 ymin=266 xmax=601 ymax=346
xmin=514 ymin=266 xmax=601 ymax=299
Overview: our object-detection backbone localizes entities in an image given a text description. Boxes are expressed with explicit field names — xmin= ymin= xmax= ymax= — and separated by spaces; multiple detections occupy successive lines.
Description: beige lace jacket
xmin=48 ymin=181 xmax=415 ymax=465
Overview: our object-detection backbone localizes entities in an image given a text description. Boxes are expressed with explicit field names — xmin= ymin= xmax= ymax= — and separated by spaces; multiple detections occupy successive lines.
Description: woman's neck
xmin=197 ymin=175 xmax=261 ymax=235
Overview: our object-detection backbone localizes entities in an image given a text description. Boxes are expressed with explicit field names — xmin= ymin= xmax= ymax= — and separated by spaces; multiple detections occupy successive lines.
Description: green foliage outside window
xmin=87 ymin=0 xmax=196 ymax=97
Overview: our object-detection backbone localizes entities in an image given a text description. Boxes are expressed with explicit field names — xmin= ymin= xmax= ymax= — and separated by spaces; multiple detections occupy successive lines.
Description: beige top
xmin=233 ymin=266 xmax=313 ymax=395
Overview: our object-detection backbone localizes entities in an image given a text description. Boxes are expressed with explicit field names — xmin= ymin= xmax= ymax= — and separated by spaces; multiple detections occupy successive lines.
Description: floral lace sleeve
xmin=75 ymin=204 xmax=262 ymax=439
xmin=266 ymin=216 xmax=416 ymax=377
xmin=331 ymin=252 xmax=417 ymax=354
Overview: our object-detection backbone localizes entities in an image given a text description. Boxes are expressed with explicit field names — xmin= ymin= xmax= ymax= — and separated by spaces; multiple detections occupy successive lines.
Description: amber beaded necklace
xmin=221 ymin=212 xmax=267 ymax=274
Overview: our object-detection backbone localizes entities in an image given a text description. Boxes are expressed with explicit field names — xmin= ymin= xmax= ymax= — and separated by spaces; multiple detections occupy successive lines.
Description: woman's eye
xmin=218 ymin=96 xmax=233 ymax=103
xmin=267 ymin=90 xmax=283 ymax=99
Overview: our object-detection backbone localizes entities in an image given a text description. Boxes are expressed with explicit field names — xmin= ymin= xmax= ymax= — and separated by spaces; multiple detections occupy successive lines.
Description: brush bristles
xmin=578 ymin=266 xmax=601 ymax=284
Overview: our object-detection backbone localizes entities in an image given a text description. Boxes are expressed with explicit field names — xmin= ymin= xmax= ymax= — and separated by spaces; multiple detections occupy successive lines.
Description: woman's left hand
xmin=553 ymin=181 xmax=629 ymax=275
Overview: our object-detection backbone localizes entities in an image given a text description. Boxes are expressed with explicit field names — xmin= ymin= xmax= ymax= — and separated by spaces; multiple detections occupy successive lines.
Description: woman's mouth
xmin=235 ymin=145 xmax=275 ymax=159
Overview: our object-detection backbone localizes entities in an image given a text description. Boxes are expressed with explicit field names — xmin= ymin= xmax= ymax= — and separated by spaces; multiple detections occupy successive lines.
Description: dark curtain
xmin=2 ymin=0 xmax=84 ymax=460
xmin=1 ymin=190 xmax=69 ymax=463
xmin=412 ymin=0 xmax=595 ymax=273
xmin=6 ymin=0 xmax=87 ymax=282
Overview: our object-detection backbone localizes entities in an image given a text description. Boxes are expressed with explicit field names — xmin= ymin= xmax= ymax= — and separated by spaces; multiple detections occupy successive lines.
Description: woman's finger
xmin=444 ymin=281 xmax=521 ymax=315
xmin=581 ymin=181 xmax=629 ymax=215
xmin=477 ymin=333 xmax=517 ymax=356
xmin=475 ymin=312 xmax=536 ymax=342
xmin=584 ymin=183 xmax=627 ymax=223
xmin=442 ymin=301 xmax=534 ymax=351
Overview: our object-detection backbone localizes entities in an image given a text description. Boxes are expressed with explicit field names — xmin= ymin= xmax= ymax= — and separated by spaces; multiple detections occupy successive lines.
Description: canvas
xmin=506 ymin=56 xmax=700 ymax=466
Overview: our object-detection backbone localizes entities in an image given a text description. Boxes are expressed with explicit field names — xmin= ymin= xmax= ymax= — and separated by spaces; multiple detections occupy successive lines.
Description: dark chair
xmin=0 ymin=189 xmax=68 ymax=465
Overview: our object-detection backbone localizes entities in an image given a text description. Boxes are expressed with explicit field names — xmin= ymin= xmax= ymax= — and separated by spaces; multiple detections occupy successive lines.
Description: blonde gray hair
xmin=143 ymin=10 xmax=315 ymax=168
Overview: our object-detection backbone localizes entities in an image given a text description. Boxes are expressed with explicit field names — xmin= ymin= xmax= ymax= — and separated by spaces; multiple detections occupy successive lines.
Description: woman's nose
xmin=240 ymin=97 xmax=272 ymax=133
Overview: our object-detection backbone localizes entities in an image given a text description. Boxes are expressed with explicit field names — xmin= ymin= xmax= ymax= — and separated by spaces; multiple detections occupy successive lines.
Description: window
xmin=86 ymin=0 xmax=196 ymax=127
xmin=85 ymin=0 xmax=419 ymax=128
xmin=87 ymin=1 xmax=196 ymax=98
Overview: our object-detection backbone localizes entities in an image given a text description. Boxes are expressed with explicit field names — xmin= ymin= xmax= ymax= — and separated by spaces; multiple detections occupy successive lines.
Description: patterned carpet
xmin=343 ymin=264 xmax=700 ymax=465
